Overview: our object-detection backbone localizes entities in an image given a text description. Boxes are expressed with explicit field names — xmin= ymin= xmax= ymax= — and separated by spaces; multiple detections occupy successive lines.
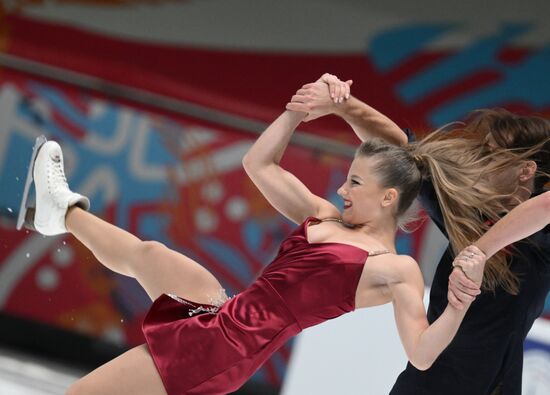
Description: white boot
xmin=33 ymin=141 xmax=90 ymax=236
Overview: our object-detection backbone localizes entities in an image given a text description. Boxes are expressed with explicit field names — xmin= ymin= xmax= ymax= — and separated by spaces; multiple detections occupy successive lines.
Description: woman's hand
xmin=320 ymin=73 xmax=353 ymax=103
xmin=286 ymin=73 xmax=352 ymax=122
xmin=447 ymin=246 xmax=486 ymax=310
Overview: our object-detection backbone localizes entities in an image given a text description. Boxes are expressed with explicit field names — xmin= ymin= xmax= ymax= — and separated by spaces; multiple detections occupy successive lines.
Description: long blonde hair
xmin=411 ymin=110 xmax=550 ymax=294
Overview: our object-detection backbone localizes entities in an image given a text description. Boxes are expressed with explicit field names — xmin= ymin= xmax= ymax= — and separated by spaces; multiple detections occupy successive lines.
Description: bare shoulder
xmin=366 ymin=253 xmax=417 ymax=280
xmin=376 ymin=253 xmax=418 ymax=269
xmin=357 ymin=254 xmax=422 ymax=306
xmin=393 ymin=254 xmax=419 ymax=270
xmin=384 ymin=254 xmax=423 ymax=288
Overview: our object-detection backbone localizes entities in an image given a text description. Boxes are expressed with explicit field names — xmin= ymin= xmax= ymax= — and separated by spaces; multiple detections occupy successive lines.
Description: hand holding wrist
xmin=452 ymin=245 xmax=486 ymax=286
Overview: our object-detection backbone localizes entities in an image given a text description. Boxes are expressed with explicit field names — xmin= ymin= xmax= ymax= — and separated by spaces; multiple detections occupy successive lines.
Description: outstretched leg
xmin=65 ymin=207 xmax=226 ymax=304
xmin=66 ymin=344 xmax=166 ymax=395
xmin=30 ymin=138 xmax=227 ymax=305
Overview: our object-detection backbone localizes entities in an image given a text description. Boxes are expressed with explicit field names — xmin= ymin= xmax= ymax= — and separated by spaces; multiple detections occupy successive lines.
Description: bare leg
xmin=66 ymin=344 xmax=166 ymax=395
xmin=65 ymin=207 xmax=226 ymax=304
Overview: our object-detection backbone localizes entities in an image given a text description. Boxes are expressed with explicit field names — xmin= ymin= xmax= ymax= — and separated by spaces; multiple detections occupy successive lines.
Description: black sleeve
xmin=418 ymin=180 xmax=448 ymax=237
xmin=403 ymin=128 xmax=416 ymax=143
xmin=405 ymin=128 xmax=448 ymax=237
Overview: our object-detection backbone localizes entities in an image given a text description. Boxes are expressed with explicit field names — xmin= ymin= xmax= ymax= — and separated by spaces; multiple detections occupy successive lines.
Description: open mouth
xmin=343 ymin=200 xmax=352 ymax=209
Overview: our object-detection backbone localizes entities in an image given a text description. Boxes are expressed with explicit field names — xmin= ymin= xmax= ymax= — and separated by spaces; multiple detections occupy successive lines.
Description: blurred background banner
xmin=0 ymin=0 xmax=549 ymax=393
xmin=523 ymin=319 xmax=550 ymax=394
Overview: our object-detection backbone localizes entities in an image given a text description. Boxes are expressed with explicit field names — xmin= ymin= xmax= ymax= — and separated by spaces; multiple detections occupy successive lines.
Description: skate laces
xmin=48 ymin=154 xmax=69 ymax=196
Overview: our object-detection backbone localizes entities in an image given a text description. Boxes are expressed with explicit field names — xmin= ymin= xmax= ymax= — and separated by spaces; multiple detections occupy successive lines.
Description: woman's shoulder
xmin=379 ymin=254 xmax=423 ymax=288
xmin=377 ymin=253 xmax=418 ymax=267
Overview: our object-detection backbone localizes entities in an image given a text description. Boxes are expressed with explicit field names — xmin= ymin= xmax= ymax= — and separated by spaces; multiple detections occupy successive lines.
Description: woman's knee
xmin=129 ymin=241 xmax=169 ymax=272
xmin=139 ymin=241 xmax=167 ymax=256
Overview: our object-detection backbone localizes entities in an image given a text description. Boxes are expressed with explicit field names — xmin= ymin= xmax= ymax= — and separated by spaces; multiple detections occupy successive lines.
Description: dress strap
xmin=318 ymin=217 xmax=343 ymax=223
xmin=369 ymin=249 xmax=390 ymax=257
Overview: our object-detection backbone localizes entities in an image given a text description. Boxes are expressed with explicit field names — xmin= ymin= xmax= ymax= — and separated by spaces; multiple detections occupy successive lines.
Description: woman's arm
xmin=390 ymin=250 xmax=484 ymax=370
xmin=287 ymin=73 xmax=408 ymax=146
xmin=242 ymin=111 xmax=339 ymax=224
xmin=449 ymin=191 xmax=550 ymax=307
xmin=475 ymin=190 xmax=550 ymax=257
xmin=333 ymin=96 xmax=407 ymax=146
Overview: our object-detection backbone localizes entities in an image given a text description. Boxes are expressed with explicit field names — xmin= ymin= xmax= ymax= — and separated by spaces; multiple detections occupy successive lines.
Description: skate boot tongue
xmin=50 ymin=155 xmax=70 ymax=195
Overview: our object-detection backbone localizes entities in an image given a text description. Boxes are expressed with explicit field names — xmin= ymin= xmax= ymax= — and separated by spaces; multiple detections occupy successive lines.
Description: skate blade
xmin=22 ymin=207 xmax=36 ymax=231
xmin=16 ymin=135 xmax=48 ymax=231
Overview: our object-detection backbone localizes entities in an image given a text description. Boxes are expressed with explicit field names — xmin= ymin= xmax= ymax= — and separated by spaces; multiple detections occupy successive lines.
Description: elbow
xmin=409 ymin=355 xmax=437 ymax=371
xmin=241 ymin=153 xmax=252 ymax=171
xmin=242 ymin=153 xmax=260 ymax=174
xmin=409 ymin=356 xmax=434 ymax=371
xmin=242 ymin=153 xmax=275 ymax=175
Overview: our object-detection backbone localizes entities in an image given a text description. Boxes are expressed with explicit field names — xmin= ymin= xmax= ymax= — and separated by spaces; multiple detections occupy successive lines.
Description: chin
xmin=341 ymin=210 xmax=353 ymax=222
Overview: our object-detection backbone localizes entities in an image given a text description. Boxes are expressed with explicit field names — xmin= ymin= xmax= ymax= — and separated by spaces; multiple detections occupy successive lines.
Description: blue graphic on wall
xmin=369 ymin=23 xmax=550 ymax=125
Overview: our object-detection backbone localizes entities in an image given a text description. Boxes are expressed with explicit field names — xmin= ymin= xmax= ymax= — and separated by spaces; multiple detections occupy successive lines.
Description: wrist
xmin=445 ymin=303 xmax=471 ymax=320
xmin=447 ymin=300 xmax=471 ymax=315
xmin=284 ymin=109 xmax=307 ymax=123
xmin=472 ymin=241 xmax=491 ymax=259
xmin=333 ymin=96 xmax=355 ymax=118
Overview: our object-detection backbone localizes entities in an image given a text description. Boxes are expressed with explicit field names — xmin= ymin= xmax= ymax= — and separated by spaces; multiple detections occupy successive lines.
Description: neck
xmin=352 ymin=216 xmax=398 ymax=253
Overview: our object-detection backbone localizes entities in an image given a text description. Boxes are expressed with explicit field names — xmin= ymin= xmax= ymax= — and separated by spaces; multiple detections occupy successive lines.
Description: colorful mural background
xmin=0 ymin=0 xmax=549 ymax=390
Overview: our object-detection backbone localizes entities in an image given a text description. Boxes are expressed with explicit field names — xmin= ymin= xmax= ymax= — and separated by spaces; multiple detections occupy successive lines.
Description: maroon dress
xmin=143 ymin=217 xmax=374 ymax=394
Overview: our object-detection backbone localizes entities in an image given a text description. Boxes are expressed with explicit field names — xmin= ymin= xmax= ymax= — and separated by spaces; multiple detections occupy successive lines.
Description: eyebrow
xmin=350 ymin=175 xmax=363 ymax=181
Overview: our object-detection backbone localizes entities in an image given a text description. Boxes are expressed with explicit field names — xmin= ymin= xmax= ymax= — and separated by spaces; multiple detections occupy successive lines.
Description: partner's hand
xmin=286 ymin=73 xmax=352 ymax=122
xmin=453 ymin=245 xmax=486 ymax=286
xmin=447 ymin=267 xmax=481 ymax=310
xmin=320 ymin=73 xmax=353 ymax=103
xmin=447 ymin=246 xmax=486 ymax=309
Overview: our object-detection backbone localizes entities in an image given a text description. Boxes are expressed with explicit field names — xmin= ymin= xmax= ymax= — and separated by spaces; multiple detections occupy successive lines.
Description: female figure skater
xmin=23 ymin=88 xmax=539 ymax=395
xmin=289 ymin=74 xmax=550 ymax=394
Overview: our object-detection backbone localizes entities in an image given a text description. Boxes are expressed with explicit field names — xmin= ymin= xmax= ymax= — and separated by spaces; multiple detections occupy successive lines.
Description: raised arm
xmin=242 ymin=111 xmax=339 ymax=224
xmin=475 ymin=190 xmax=550 ymax=257
xmin=333 ymin=94 xmax=407 ymax=146
xmin=390 ymin=250 xmax=484 ymax=370
xmin=286 ymin=73 xmax=408 ymax=146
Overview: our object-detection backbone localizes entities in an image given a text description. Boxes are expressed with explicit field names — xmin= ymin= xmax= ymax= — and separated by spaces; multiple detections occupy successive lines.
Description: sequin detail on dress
xmin=166 ymin=288 xmax=231 ymax=316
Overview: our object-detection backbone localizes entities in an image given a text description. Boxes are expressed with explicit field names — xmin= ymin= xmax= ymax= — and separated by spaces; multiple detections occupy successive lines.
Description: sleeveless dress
xmin=142 ymin=217 xmax=386 ymax=394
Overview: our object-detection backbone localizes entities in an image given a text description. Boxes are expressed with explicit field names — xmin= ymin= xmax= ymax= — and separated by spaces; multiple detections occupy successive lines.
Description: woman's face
xmin=337 ymin=156 xmax=394 ymax=224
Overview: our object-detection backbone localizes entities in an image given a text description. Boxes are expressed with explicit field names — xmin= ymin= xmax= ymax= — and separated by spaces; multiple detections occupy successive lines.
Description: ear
xmin=519 ymin=160 xmax=537 ymax=182
xmin=382 ymin=188 xmax=399 ymax=208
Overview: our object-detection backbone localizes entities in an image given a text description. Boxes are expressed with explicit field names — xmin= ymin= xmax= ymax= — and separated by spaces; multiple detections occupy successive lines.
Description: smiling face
xmin=337 ymin=156 xmax=398 ymax=225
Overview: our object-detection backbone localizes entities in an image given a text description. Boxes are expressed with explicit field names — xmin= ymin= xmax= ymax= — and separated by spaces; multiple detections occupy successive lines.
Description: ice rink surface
xmin=0 ymin=346 xmax=82 ymax=395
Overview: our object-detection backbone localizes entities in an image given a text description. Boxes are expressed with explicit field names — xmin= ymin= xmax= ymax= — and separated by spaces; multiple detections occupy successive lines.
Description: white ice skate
xmin=16 ymin=136 xmax=90 ymax=235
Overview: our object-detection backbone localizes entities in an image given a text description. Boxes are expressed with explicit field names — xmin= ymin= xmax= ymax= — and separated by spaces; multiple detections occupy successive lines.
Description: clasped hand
xmin=447 ymin=245 xmax=486 ymax=310
xmin=286 ymin=73 xmax=352 ymax=121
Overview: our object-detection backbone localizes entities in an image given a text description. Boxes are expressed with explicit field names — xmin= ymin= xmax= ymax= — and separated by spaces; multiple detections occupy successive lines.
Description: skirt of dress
xmin=142 ymin=283 xmax=299 ymax=395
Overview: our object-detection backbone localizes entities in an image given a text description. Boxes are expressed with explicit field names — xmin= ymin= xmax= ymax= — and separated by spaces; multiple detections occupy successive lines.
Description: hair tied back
xmin=413 ymin=154 xmax=425 ymax=171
